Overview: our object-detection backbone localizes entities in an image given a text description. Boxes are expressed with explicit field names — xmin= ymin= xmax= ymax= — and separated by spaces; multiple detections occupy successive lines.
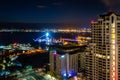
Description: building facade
xmin=49 ymin=46 xmax=86 ymax=79
xmin=86 ymin=12 xmax=120 ymax=80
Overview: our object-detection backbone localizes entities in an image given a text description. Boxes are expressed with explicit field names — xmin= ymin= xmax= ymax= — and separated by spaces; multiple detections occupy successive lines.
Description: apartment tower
xmin=86 ymin=12 xmax=120 ymax=80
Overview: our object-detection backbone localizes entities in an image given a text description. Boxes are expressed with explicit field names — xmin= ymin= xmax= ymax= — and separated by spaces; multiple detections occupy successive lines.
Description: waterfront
xmin=0 ymin=32 xmax=91 ymax=45
xmin=0 ymin=0 xmax=120 ymax=79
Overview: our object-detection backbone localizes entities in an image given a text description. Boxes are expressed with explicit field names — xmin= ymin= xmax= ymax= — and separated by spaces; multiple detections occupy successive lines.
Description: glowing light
xmin=113 ymin=56 xmax=115 ymax=60
xmin=73 ymin=76 xmax=77 ymax=80
xmin=11 ymin=56 xmax=18 ymax=61
xmin=63 ymin=42 xmax=68 ymax=45
xmin=53 ymin=52 xmax=57 ymax=56
xmin=63 ymin=73 xmax=66 ymax=77
xmin=61 ymin=55 xmax=65 ymax=58
xmin=46 ymin=32 xmax=49 ymax=37
xmin=107 ymin=56 xmax=110 ymax=59
xmin=112 ymin=40 xmax=115 ymax=44
xmin=0 ymin=46 xmax=4 ymax=48
xmin=113 ymin=62 xmax=115 ymax=65
xmin=111 ymin=34 xmax=115 ymax=38
xmin=23 ymin=51 xmax=25 ymax=53
xmin=46 ymin=47 xmax=49 ymax=51
xmin=13 ymin=42 xmax=17 ymax=46
xmin=69 ymin=73 xmax=72 ymax=77
xmin=111 ymin=29 xmax=115 ymax=33
xmin=34 ymin=32 xmax=52 ymax=45
xmin=91 ymin=20 xmax=95 ymax=23
xmin=112 ymin=45 xmax=115 ymax=49
xmin=112 ymin=23 xmax=115 ymax=28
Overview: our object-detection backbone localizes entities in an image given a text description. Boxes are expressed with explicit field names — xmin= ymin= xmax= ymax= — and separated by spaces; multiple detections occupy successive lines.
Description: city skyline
xmin=1 ymin=6 xmax=120 ymax=79
xmin=0 ymin=0 xmax=120 ymax=79
xmin=0 ymin=0 xmax=120 ymax=27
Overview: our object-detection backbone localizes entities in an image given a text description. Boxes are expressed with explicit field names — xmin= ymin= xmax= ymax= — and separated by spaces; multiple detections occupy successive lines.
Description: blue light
xmin=63 ymin=73 xmax=66 ymax=77
xmin=61 ymin=55 xmax=65 ymax=58
xmin=46 ymin=32 xmax=49 ymax=37
xmin=11 ymin=56 xmax=18 ymax=61
xmin=69 ymin=73 xmax=72 ymax=77
xmin=63 ymin=73 xmax=72 ymax=78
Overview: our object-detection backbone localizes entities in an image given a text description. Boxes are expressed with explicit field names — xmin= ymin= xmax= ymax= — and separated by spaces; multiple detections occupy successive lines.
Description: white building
xmin=49 ymin=45 xmax=86 ymax=79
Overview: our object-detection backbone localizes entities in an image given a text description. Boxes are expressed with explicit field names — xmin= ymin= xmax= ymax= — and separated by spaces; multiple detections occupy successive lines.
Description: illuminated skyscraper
xmin=49 ymin=45 xmax=86 ymax=79
xmin=86 ymin=12 xmax=120 ymax=80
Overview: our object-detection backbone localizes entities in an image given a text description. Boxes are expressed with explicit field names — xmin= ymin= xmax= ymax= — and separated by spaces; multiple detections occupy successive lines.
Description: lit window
xmin=111 ymin=34 xmax=115 ymax=38
xmin=112 ymin=50 xmax=115 ymax=57
xmin=113 ymin=72 xmax=115 ymax=77
xmin=112 ymin=45 xmax=115 ymax=49
xmin=113 ymin=67 xmax=115 ymax=70
xmin=112 ymin=23 xmax=115 ymax=27
xmin=107 ymin=56 xmax=110 ymax=59
xmin=111 ymin=29 xmax=115 ymax=33
xmin=106 ymin=26 xmax=109 ymax=28
xmin=113 ymin=62 xmax=115 ymax=65
xmin=113 ymin=56 xmax=115 ymax=60
xmin=112 ymin=50 xmax=115 ymax=54
xmin=111 ymin=40 xmax=115 ymax=43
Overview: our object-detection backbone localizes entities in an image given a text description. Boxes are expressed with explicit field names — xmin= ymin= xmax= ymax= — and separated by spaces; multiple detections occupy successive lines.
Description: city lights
xmin=0 ymin=0 xmax=120 ymax=79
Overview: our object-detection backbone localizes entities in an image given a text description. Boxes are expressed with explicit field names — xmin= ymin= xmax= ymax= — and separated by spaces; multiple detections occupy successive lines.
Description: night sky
xmin=0 ymin=0 xmax=120 ymax=26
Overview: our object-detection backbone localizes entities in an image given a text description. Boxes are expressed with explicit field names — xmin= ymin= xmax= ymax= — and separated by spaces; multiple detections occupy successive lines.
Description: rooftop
xmin=99 ymin=12 xmax=120 ymax=18
xmin=51 ymin=45 xmax=86 ymax=55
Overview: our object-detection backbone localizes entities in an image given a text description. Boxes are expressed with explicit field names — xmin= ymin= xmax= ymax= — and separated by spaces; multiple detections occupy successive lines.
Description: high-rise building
xmin=49 ymin=45 xmax=86 ymax=79
xmin=86 ymin=12 xmax=120 ymax=80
